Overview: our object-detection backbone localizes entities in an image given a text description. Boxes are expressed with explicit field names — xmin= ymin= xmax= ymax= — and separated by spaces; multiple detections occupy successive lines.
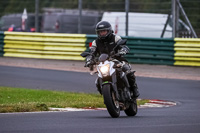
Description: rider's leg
xmin=126 ymin=71 xmax=140 ymax=98
xmin=120 ymin=72 xmax=131 ymax=100
xmin=122 ymin=63 xmax=140 ymax=99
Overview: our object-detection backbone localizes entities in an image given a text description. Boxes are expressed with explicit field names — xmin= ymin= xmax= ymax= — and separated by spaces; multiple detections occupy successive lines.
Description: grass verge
xmin=0 ymin=87 xmax=148 ymax=113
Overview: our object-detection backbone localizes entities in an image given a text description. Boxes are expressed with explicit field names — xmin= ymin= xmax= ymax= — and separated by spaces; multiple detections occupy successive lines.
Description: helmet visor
xmin=97 ymin=30 xmax=109 ymax=37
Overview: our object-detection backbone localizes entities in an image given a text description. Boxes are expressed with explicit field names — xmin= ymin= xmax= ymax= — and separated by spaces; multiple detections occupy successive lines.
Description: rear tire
xmin=102 ymin=84 xmax=120 ymax=118
xmin=124 ymin=99 xmax=137 ymax=116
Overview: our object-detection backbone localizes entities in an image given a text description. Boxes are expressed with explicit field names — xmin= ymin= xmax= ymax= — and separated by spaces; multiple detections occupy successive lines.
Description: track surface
xmin=0 ymin=66 xmax=200 ymax=133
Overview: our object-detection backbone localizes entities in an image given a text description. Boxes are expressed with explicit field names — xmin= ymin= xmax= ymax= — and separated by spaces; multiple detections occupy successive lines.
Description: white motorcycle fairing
xmin=97 ymin=60 xmax=115 ymax=78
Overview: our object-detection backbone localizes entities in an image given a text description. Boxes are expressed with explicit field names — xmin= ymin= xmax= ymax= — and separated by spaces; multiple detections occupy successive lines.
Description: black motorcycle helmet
xmin=95 ymin=21 xmax=113 ymax=41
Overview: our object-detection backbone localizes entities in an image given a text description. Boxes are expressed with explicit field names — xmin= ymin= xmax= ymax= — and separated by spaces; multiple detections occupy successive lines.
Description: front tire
xmin=102 ymin=84 xmax=120 ymax=118
xmin=124 ymin=99 xmax=137 ymax=116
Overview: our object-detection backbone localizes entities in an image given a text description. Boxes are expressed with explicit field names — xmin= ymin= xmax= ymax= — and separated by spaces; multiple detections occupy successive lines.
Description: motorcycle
xmin=81 ymin=41 xmax=137 ymax=118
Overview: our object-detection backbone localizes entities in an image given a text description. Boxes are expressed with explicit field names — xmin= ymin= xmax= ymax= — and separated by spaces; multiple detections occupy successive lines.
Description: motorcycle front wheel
xmin=102 ymin=84 xmax=120 ymax=118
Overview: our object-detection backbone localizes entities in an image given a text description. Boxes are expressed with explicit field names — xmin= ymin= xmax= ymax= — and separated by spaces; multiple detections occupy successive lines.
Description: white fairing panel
xmin=97 ymin=60 xmax=115 ymax=78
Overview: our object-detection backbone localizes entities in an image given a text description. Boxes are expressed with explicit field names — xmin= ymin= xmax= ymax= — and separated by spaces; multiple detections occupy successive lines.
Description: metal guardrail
xmin=174 ymin=38 xmax=200 ymax=66
xmin=124 ymin=37 xmax=175 ymax=65
xmin=86 ymin=35 xmax=175 ymax=65
xmin=3 ymin=31 xmax=86 ymax=60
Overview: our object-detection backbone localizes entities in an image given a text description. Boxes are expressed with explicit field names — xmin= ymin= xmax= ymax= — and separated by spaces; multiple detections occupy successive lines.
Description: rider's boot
xmin=127 ymin=71 xmax=140 ymax=99
xmin=121 ymin=72 xmax=132 ymax=100
xmin=131 ymin=83 xmax=140 ymax=99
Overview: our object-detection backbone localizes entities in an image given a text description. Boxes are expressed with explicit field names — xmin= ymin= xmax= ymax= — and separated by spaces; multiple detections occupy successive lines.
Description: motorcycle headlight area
xmin=100 ymin=64 xmax=110 ymax=76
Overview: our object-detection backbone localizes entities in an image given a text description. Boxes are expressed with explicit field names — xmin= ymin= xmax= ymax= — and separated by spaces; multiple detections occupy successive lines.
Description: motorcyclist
xmin=85 ymin=21 xmax=140 ymax=99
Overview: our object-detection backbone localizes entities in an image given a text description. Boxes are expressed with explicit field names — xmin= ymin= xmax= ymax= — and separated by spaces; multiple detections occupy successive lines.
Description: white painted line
xmin=139 ymin=99 xmax=177 ymax=108
xmin=49 ymin=107 xmax=106 ymax=112
xmin=0 ymin=99 xmax=177 ymax=114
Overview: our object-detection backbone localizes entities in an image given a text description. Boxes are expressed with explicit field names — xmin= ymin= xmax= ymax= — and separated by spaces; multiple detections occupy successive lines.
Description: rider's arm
xmin=115 ymin=35 xmax=130 ymax=55
xmin=89 ymin=40 xmax=97 ymax=56
xmin=115 ymin=35 xmax=122 ymax=44
xmin=84 ymin=40 xmax=97 ymax=67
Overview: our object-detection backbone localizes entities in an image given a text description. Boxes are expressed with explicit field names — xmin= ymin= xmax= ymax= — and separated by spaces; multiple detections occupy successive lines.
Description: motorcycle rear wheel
xmin=124 ymin=99 xmax=137 ymax=116
xmin=102 ymin=84 xmax=120 ymax=118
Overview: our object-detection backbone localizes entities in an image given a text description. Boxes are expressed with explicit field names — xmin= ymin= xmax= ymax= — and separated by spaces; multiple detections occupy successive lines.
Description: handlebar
xmin=84 ymin=52 xmax=122 ymax=71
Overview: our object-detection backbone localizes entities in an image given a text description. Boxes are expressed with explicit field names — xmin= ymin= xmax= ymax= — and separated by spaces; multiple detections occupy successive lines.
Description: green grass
xmin=0 ymin=87 xmax=148 ymax=113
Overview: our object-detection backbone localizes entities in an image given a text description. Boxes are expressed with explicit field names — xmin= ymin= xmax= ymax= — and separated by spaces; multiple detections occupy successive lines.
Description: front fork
xmin=95 ymin=72 xmax=119 ymax=100
xmin=95 ymin=71 xmax=130 ymax=100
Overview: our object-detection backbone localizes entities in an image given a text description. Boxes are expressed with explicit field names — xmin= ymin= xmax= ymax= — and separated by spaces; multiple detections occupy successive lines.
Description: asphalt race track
xmin=0 ymin=66 xmax=200 ymax=133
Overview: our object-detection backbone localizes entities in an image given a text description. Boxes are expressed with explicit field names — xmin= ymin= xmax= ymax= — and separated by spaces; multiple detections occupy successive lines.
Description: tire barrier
xmin=3 ymin=31 xmax=86 ymax=60
xmin=1 ymin=32 xmax=200 ymax=66
xmin=174 ymin=38 xmax=200 ymax=66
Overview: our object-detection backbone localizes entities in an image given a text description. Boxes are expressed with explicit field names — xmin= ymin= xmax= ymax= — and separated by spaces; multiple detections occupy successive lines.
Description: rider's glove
xmin=84 ymin=55 xmax=95 ymax=67
xmin=119 ymin=47 xmax=129 ymax=55
xmin=85 ymin=60 xmax=95 ymax=67
xmin=85 ymin=56 xmax=95 ymax=67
